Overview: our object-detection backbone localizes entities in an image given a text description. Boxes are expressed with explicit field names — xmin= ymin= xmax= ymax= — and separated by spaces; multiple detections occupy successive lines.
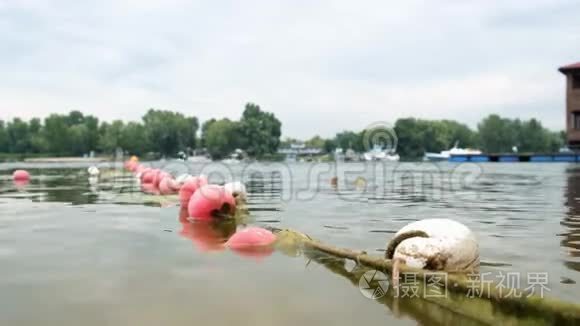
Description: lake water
xmin=0 ymin=161 xmax=579 ymax=325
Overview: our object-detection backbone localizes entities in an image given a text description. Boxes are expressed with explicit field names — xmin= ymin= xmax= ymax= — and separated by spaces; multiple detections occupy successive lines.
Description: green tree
xmin=394 ymin=118 xmax=426 ymax=158
xmin=305 ymin=135 xmax=326 ymax=149
xmin=205 ymin=119 xmax=241 ymax=159
xmin=0 ymin=108 xmax=567 ymax=161
xmin=420 ymin=121 xmax=448 ymax=153
xmin=26 ymin=118 xmax=45 ymax=153
xmin=200 ymin=118 xmax=217 ymax=148
xmin=517 ymin=118 xmax=549 ymax=152
xmin=440 ymin=120 xmax=477 ymax=149
xmin=98 ymin=120 xmax=125 ymax=153
xmin=334 ymin=131 xmax=362 ymax=152
xmin=69 ymin=124 xmax=90 ymax=155
xmin=121 ymin=122 xmax=148 ymax=155
xmin=83 ymin=115 xmax=100 ymax=152
xmin=477 ymin=115 xmax=559 ymax=153
xmin=239 ymin=103 xmax=281 ymax=158
xmin=66 ymin=110 xmax=85 ymax=126
xmin=142 ymin=109 xmax=199 ymax=156
xmin=0 ymin=120 xmax=9 ymax=152
xmin=477 ymin=114 xmax=518 ymax=153
xmin=28 ymin=118 xmax=41 ymax=135
xmin=548 ymin=131 xmax=566 ymax=152
xmin=323 ymin=139 xmax=336 ymax=154
xmin=6 ymin=118 xmax=31 ymax=153
xmin=43 ymin=114 xmax=71 ymax=155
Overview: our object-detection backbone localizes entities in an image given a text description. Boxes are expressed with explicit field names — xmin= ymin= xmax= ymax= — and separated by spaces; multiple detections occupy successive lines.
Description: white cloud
xmin=0 ymin=0 xmax=578 ymax=137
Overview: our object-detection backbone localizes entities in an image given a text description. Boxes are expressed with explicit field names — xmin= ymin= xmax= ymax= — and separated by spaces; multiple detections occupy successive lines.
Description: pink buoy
xmin=141 ymin=182 xmax=160 ymax=195
xmin=124 ymin=160 xmax=138 ymax=171
xmin=169 ymin=177 xmax=182 ymax=191
xmin=180 ymin=222 xmax=226 ymax=252
xmin=187 ymin=185 xmax=236 ymax=220
xmin=13 ymin=170 xmax=30 ymax=181
xmin=137 ymin=167 xmax=151 ymax=180
xmin=141 ymin=168 xmax=158 ymax=184
xmin=230 ymin=246 xmax=274 ymax=259
xmin=159 ymin=176 xmax=180 ymax=195
xmin=134 ymin=164 xmax=147 ymax=174
xmin=179 ymin=176 xmax=208 ymax=206
xmin=154 ymin=171 xmax=171 ymax=188
xmin=178 ymin=207 xmax=236 ymax=252
xmin=226 ymin=227 xmax=276 ymax=250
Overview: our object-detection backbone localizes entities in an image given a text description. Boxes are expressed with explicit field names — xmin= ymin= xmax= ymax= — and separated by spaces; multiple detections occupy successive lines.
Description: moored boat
xmin=363 ymin=144 xmax=400 ymax=162
xmin=424 ymin=142 xmax=481 ymax=162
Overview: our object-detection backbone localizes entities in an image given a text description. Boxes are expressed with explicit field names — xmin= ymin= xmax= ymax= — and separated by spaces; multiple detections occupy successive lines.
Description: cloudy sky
xmin=1 ymin=0 xmax=579 ymax=138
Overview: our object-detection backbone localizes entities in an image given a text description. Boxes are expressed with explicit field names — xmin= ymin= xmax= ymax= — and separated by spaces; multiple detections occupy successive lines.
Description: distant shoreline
xmin=23 ymin=157 xmax=110 ymax=163
xmin=0 ymin=153 xmax=113 ymax=163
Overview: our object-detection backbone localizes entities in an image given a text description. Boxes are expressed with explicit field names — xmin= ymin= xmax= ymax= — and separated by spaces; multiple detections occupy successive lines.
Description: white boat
xmin=559 ymin=146 xmax=574 ymax=153
xmin=424 ymin=142 xmax=481 ymax=162
xmin=363 ymin=144 xmax=400 ymax=162
xmin=221 ymin=158 xmax=242 ymax=164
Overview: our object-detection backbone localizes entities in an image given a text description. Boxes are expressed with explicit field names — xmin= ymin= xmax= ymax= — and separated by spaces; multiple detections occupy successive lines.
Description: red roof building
xmin=559 ymin=62 xmax=580 ymax=148
xmin=559 ymin=62 xmax=580 ymax=73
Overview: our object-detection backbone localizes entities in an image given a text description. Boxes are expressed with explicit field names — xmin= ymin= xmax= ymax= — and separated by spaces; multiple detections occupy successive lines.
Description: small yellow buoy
xmin=354 ymin=176 xmax=366 ymax=189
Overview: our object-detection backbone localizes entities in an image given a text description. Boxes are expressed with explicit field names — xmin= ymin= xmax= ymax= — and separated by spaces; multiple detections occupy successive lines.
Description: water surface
xmin=0 ymin=161 xmax=578 ymax=325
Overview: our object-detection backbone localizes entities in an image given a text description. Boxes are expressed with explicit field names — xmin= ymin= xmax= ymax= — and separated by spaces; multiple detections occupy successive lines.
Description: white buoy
xmin=386 ymin=219 xmax=479 ymax=287
xmin=175 ymin=174 xmax=194 ymax=184
xmin=224 ymin=181 xmax=247 ymax=200
xmin=88 ymin=176 xmax=99 ymax=189
xmin=88 ymin=166 xmax=100 ymax=176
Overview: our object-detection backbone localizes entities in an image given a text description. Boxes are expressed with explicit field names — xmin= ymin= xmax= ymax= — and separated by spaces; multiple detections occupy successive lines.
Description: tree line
xmin=0 ymin=106 xmax=565 ymax=160
xmin=284 ymin=115 xmax=565 ymax=159
xmin=201 ymin=103 xmax=281 ymax=159
xmin=0 ymin=103 xmax=281 ymax=159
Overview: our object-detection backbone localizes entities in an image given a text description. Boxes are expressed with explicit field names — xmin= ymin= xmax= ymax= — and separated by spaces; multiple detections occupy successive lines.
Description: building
xmin=559 ymin=62 xmax=580 ymax=149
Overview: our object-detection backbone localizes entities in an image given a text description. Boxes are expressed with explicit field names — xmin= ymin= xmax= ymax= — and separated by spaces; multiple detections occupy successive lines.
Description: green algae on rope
xmin=270 ymin=228 xmax=580 ymax=325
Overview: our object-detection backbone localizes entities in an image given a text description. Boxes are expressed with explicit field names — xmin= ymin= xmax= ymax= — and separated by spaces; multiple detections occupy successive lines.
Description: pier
xmin=449 ymin=153 xmax=579 ymax=162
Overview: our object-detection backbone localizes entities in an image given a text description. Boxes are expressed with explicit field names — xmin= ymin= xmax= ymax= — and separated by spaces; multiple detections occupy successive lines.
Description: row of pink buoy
xmin=178 ymin=208 xmax=277 ymax=257
xmin=124 ymin=158 xmax=277 ymax=256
